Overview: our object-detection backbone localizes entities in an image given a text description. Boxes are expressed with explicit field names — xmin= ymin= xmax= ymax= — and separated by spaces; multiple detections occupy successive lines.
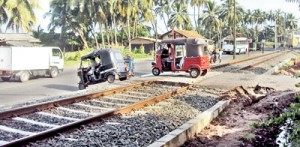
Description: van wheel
xmin=201 ymin=69 xmax=208 ymax=76
xmin=78 ymin=84 xmax=86 ymax=90
xmin=50 ymin=67 xmax=59 ymax=78
xmin=107 ymin=75 xmax=115 ymax=83
xmin=1 ymin=77 xmax=11 ymax=82
xmin=19 ymin=71 xmax=30 ymax=82
xmin=190 ymin=68 xmax=200 ymax=78
xmin=152 ymin=68 xmax=160 ymax=76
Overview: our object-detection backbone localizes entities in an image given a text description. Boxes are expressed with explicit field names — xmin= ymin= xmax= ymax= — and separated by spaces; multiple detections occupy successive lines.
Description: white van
xmin=222 ymin=37 xmax=248 ymax=54
xmin=0 ymin=47 xmax=64 ymax=82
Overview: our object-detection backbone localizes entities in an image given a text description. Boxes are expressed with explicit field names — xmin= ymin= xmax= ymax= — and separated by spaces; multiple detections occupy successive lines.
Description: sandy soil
xmin=183 ymin=86 xmax=299 ymax=147
xmin=277 ymin=60 xmax=300 ymax=77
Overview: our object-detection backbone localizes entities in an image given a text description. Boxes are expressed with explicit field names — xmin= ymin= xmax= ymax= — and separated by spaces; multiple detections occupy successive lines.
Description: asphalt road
xmin=0 ymin=48 xmax=279 ymax=108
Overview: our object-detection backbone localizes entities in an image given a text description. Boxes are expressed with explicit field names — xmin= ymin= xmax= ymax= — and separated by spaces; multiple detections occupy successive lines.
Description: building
xmin=131 ymin=37 xmax=161 ymax=54
xmin=160 ymin=30 xmax=204 ymax=40
xmin=0 ymin=33 xmax=41 ymax=46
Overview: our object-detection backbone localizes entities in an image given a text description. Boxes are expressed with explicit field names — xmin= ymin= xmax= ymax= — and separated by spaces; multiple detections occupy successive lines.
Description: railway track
xmin=212 ymin=50 xmax=291 ymax=72
xmin=0 ymin=81 xmax=191 ymax=147
xmin=29 ymin=86 xmax=223 ymax=146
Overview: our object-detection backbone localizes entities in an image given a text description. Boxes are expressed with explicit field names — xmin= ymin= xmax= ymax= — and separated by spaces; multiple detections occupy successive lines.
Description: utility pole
xmin=233 ymin=0 xmax=236 ymax=60
xmin=284 ymin=13 xmax=287 ymax=49
xmin=275 ymin=20 xmax=277 ymax=50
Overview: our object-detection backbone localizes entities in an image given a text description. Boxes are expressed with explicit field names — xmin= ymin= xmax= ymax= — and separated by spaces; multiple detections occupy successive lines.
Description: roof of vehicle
xmin=161 ymin=38 xmax=207 ymax=45
xmin=81 ymin=48 xmax=122 ymax=60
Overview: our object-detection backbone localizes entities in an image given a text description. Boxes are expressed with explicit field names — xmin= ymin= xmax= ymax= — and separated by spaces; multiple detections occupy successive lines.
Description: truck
xmin=0 ymin=47 xmax=64 ymax=82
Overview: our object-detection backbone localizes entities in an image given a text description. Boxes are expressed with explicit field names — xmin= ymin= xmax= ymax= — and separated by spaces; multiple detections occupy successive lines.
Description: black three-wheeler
xmin=77 ymin=48 xmax=128 ymax=90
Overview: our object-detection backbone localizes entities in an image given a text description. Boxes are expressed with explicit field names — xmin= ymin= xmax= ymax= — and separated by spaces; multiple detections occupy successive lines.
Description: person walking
xmin=217 ymin=48 xmax=223 ymax=63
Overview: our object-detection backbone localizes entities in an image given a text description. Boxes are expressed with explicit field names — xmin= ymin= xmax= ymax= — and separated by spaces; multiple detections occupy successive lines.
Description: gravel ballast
xmin=29 ymin=86 xmax=223 ymax=146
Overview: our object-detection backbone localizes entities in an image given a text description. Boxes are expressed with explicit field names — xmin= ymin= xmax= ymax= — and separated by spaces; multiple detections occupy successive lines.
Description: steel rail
xmin=0 ymin=81 xmax=156 ymax=120
xmin=211 ymin=50 xmax=289 ymax=69
xmin=240 ymin=50 xmax=292 ymax=70
xmin=1 ymin=81 xmax=191 ymax=147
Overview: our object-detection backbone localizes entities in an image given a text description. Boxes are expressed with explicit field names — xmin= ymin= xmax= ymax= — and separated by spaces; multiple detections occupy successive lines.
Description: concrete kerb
xmin=148 ymin=100 xmax=230 ymax=147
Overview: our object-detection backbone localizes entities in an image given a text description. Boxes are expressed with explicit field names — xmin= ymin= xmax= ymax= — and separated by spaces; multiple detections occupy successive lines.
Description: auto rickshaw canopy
xmin=160 ymin=38 xmax=209 ymax=57
xmin=81 ymin=48 xmax=123 ymax=67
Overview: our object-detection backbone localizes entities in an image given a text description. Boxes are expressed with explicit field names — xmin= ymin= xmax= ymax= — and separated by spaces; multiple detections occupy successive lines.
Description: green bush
xmin=134 ymin=45 xmax=145 ymax=54
xmin=252 ymin=96 xmax=300 ymax=145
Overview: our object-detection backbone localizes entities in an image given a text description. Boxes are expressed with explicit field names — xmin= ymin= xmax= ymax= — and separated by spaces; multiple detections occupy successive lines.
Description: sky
xmin=34 ymin=0 xmax=300 ymax=34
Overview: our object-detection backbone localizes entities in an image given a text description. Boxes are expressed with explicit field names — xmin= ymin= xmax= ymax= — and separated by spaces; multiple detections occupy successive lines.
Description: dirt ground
xmin=183 ymin=85 xmax=299 ymax=147
xmin=276 ymin=60 xmax=300 ymax=77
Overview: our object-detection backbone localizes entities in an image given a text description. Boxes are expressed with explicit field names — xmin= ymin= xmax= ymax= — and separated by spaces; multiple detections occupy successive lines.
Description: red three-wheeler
xmin=151 ymin=38 xmax=210 ymax=78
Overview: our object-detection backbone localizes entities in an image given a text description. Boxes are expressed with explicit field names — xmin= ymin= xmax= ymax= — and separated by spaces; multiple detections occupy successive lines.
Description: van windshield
xmin=224 ymin=40 xmax=234 ymax=45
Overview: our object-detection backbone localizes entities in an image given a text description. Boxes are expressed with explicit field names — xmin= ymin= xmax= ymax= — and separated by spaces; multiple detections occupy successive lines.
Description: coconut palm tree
xmin=0 ymin=0 xmax=8 ymax=32
xmin=285 ymin=13 xmax=298 ymax=45
xmin=251 ymin=9 xmax=267 ymax=48
xmin=190 ymin=0 xmax=207 ymax=33
xmin=154 ymin=0 xmax=171 ymax=31
xmin=93 ymin=0 xmax=107 ymax=48
xmin=117 ymin=0 xmax=133 ymax=52
xmin=219 ymin=0 xmax=244 ymax=36
xmin=47 ymin=0 xmax=76 ymax=51
xmin=201 ymin=1 xmax=221 ymax=40
xmin=5 ymin=0 xmax=40 ymax=32
xmin=168 ymin=2 xmax=191 ymax=30
xmin=286 ymin=13 xmax=298 ymax=30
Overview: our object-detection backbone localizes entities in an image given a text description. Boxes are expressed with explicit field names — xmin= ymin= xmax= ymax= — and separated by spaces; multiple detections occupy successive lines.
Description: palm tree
xmin=190 ymin=0 xmax=207 ymax=33
xmin=0 ymin=0 xmax=8 ymax=32
xmin=5 ymin=0 xmax=40 ymax=32
xmin=107 ymin=0 xmax=118 ymax=46
xmin=243 ymin=9 xmax=255 ymax=38
xmin=251 ymin=9 xmax=267 ymax=49
xmin=201 ymin=1 xmax=221 ymax=40
xmin=117 ymin=0 xmax=133 ymax=52
xmin=285 ymin=13 xmax=298 ymax=45
xmin=47 ymin=0 xmax=76 ymax=51
xmin=93 ymin=0 xmax=107 ymax=48
xmin=154 ymin=0 xmax=171 ymax=31
xmin=219 ymin=0 xmax=244 ymax=36
xmin=168 ymin=2 xmax=191 ymax=30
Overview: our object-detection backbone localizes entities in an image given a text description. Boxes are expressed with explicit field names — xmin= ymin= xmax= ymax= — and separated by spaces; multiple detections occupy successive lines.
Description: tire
xmin=107 ymin=75 xmax=115 ymax=83
xmin=78 ymin=84 xmax=86 ymax=90
xmin=152 ymin=68 xmax=160 ymax=76
xmin=190 ymin=68 xmax=200 ymax=78
xmin=120 ymin=77 xmax=127 ymax=81
xmin=1 ymin=77 xmax=11 ymax=82
xmin=19 ymin=71 xmax=30 ymax=82
xmin=50 ymin=67 xmax=59 ymax=78
xmin=201 ymin=69 xmax=208 ymax=76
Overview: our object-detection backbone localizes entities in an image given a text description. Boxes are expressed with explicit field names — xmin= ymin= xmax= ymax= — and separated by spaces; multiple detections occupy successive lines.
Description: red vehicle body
xmin=152 ymin=38 xmax=210 ymax=78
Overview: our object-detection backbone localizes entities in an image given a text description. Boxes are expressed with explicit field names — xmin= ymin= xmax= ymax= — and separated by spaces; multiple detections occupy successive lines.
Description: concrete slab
xmin=148 ymin=100 xmax=229 ymax=147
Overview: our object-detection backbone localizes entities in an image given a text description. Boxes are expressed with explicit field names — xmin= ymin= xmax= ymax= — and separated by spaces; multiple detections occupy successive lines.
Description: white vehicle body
xmin=222 ymin=37 xmax=248 ymax=54
xmin=0 ymin=47 xmax=64 ymax=82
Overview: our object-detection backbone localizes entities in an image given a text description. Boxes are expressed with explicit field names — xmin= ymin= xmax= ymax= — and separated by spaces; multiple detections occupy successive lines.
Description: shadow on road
xmin=44 ymin=84 xmax=78 ymax=91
